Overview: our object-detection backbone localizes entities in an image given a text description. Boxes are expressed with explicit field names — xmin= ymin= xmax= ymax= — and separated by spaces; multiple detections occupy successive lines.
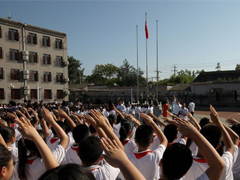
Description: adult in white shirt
xmin=116 ymin=100 xmax=126 ymax=113
xmin=173 ymin=97 xmax=182 ymax=116
xmin=188 ymin=99 xmax=195 ymax=116
xmin=179 ymin=103 xmax=188 ymax=120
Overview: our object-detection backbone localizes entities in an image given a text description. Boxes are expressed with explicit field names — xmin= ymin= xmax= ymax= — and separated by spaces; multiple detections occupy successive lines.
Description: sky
xmin=1 ymin=0 xmax=240 ymax=81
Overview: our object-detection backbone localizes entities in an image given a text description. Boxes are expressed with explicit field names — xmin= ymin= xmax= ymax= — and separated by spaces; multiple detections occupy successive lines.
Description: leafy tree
xmin=68 ymin=56 xmax=84 ymax=84
xmin=117 ymin=59 xmax=146 ymax=86
xmin=215 ymin=63 xmax=221 ymax=71
xmin=235 ymin=64 xmax=240 ymax=71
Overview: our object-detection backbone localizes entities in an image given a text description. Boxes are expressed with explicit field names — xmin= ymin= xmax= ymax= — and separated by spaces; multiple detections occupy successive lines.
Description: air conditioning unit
xmin=23 ymin=75 xmax=29 ymax=80
xmin=24 ymin=85 xmax=29 ymax=90
xmin=64 ymin=77 xmax=69 ymax=82
xmin=63 ymin=61 xmax=69 ymax=66
xmin=24 ymin=90 xmax=30 ymax=95
xmin=64 ymin=90 xmax=70 ymax=95
xmin=23 ymin=70 xmax=29 ymax=75
xmin=22 ymin=51 xmax=29 ymax=61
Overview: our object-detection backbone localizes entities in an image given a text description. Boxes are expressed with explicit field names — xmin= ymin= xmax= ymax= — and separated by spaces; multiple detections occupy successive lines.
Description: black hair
xmin=116 ymin=115 xmax=122 ymax=124
xmin=89 ymin=125 xmax=97 ymax=134
xmin=39 ymin=164 xmax=95 ymax=180
xmin=164 ymin=124 xmax=178 ymax=143
xmin=9 ymin=101 xmax=16 ymax=106
xmin=231 ymin=123 xmax=240 ymax=138
xmin=199 ymin=117 xmax=210 ymax=128
xmin=162 ymin=143 xmax=193 ymax=179
xmin=73 ymin=125 xmax=89 ymax=144
xmin=0 ymin=144 xmax=12 ymax=170
xmin=78 ymin=136 xmax=103 ymax=166
xmin=135 ymin=125 xmax=153 ymax=148
xmin=108 ymin=115 xmax=116 ymax=124
xmin=18 ymin=137 xmax=42 ymax=180
xmin=119 ymin=122 xmax=132 ymax=142
xmin=0 ymin=126 xmax=15 ymax=144
xmin=200 ymin=124 xmax=223 ymax=155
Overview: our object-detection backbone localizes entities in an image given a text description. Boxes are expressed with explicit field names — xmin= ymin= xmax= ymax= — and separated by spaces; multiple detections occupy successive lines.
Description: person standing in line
xmin=162 ymin=101 xmax=169 ymax=118
xmin=188 ymin=99 xmax=195 ymax=116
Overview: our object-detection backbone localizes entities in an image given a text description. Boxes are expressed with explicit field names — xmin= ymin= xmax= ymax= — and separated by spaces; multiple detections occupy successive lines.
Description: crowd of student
xmin=0 ymin=98 xmax=239 ymax=180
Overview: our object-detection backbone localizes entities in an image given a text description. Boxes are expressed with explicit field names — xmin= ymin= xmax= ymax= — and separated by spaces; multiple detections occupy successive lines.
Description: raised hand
xmin=140 ymin=113 xmax=154 ymax=125
xmin=226 ymin=117 xmax=239 ymax=125
xmin=16 ymin=117 xmax=38 ymax=141
xmin=210 ymin=105 xmax=221 ymax=125
xmin=41 ymin=107 xmax=55 ymax=123
xmin=90 ymin=109 xmax=107 ymax=127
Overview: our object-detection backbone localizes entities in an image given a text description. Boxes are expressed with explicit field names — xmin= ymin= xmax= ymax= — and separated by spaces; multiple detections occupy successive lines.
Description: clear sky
xmin=1 ymin=0 xmax=240 ymax=80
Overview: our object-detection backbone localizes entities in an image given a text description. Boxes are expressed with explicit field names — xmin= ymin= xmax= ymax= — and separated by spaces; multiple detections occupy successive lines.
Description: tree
xmin=117 ymin=59 xmax=146 ymax=86
xmin=235 ymin=64 xmax=240 ymax=71
xmin=215 ymin=63 xmax=221 ymax=71
xmin=68 ymin=56 xmax=84 ymax=84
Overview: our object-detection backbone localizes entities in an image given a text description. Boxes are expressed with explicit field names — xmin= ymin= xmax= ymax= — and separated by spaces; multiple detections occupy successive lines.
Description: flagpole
xmin=145 ymin=12 xmax=148 ymax=104
xmin=156 ymin=20 xmax=159 ymax=101
xmin=136 ymin=25 xmax=139 ymax=103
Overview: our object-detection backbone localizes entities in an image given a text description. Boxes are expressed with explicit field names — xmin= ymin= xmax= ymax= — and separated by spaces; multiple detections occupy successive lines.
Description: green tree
xmin=117 ymin=59 xmax=146 ymax=86
xmin=68 ymin=56 xmax=84 ymax=84
xmin=215 ymin=63 xmax=221 ymax=71
xmin=235 ymin=64 xmax=240 ymax=71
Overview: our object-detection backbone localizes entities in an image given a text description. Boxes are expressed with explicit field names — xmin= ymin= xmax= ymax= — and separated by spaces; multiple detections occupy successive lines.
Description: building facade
xmin=0 ymin=17 xmax=69 ymax=103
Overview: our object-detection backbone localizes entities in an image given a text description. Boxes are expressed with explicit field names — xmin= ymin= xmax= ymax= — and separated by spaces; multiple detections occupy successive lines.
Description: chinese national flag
xmin=145 ymin=21 xmax=149 ymax=39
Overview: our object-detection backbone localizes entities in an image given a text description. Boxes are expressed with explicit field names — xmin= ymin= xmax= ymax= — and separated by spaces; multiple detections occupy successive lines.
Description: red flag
xmin=145 ymin=21 xmax=149 ymax=39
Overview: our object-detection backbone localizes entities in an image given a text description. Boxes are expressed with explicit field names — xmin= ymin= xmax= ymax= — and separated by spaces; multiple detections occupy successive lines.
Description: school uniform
xmin=128 ymin=144 xmax=166 ymax=180
xmin=12 ymin=144 xmax=66 ymax=180
xmin=233 ymin=141 xmax=240 ymax=180
xmin=121 ymin=139 xmax=137 ymax=157
xmin=183 ymin=145 xmax=239 ymax=180
xmin=89 ymin=161 xmax=120 ymax=180
xmin=61 ymin=144 xmax=81 ymax=165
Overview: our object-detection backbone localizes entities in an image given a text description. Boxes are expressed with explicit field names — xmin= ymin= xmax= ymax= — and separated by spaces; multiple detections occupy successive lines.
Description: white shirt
xmin=188 ymin=102 xmax=195 ymax=112
xmin=89 ymin=161 xmax=120 ymax=180
xmin=179 ymin=107 xmax=188 ymax=119
xmin=12 ymin=145 xmax=65 ymax=180
xmin=173 ymin=101 xmax=182 ymax=115
xmin=61 ymin=144 xmax=82 ymax=165
xmin=122 ymin=139 xmax=137 ymax=157
xmin=116 ymin=104 xmax=126 ymax=113
xmin=128 ymin=144 xmax=166 ymax=180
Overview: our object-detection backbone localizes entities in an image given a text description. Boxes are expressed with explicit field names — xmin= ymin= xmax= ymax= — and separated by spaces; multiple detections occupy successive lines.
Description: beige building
xmin=0 ymin=17 xmax=69 ymax=103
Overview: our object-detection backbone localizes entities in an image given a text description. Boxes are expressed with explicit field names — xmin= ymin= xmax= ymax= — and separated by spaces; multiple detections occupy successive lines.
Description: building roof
xmin=193 ymin=70 xmax=240 ymax=83
xmin=0 ymin=17 xmax=66 ymax=37
xmin=169 ymin=84 xmax=191 ymax=91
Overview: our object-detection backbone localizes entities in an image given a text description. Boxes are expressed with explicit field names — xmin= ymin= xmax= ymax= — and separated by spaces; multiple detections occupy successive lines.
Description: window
xmin=30 ymin=89 xmax=37 ymax=99
xmin=9 ymin=49 xmax=19 ymax=61
xmin=11 ymin=89 xmax=20 ymax=99
xmin=56 ymin=73 xmax=63 ymax=82
xmin=0 ymin=47 xmax=2 ymax=59
xmin=29 ymin=52 xmax=38 ymax=63
xmin=0 ymin=89 xmax=4 ymax=99
xmin=57 ymin=90 xmax=64 ymax=99
xmin=55 ymin=39 xmax=63 ymax=49
xmin=29 ymin=71 xmax=38 ymax=81
xmin=43 ymin=54 xmax=51 ymax=64
xmin=10 ymin=69 xmax=19 ymax=80
xmin=56 ymin=56 xmax=63 ymax=66
xmin=0 ymin=68 xmax=3 ymax=79
xmin=28 ymin=33 xmax=37 ymax=44
xmin=44 ymin=72 xmax=51 ymax=82
xmin=9 ymin=28 xmax=19 ymax=41
xmin=42 ymin=36 xmax=50 ymax=47
xmin=0 ymin=26 xmax=2 ymax=38
xmin=44 ymin=89 xmax=52 ymax=99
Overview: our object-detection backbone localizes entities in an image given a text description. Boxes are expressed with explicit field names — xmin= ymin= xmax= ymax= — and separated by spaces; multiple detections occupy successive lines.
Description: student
xmin=160 ymin=117 xmax=225 ymax=180
xmin=179 ymin=103 xmax=188 ymax=120
xmin=79 ymin=110 xmax=124 ymax=180
xmin=13 ymin=107 xmax=68 ymax=180
xmin=0 ymin=144 xmax=14 ymax=180
xmin=127 ymin=113 xmax=168 ymax=180
xmin=61 ymin=124 xmax=89 ymax=165
xmin=188 ymin=99 xmax=195 ymax=116
xmin=183 ymin=105 xmax=238 ymax=180
xmin=163 ymin=124 xmax=186 ymax=146
xmin=119 ymin=122 xmax=137 ymax=156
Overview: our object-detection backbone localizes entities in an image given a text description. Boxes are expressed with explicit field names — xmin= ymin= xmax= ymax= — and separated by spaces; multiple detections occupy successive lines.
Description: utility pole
xmin=172 ymin=64 xmax=177 ymax=75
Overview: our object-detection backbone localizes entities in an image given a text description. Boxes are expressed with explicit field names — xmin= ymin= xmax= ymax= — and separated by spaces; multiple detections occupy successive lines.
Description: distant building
xmin=0 ymin=17 xmax=69 ymax=103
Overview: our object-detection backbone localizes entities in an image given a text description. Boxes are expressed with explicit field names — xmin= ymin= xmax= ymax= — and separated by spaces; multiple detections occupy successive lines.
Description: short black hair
xmin=39 ymin=164 xmax=95 ymax=180
xmin=89 ymin=125 xmax=96 ymax=134
xmin=119 ymin=122 xmax=132 ymax=142
xmin=200 ymin=124 xmax=223 ymax=151
xmin=199 ymin=117 xmax=210 ymax=128
xmin=78 ymin=136 xmax=103 ymax=166
xmin=0 ymin=126 xmax=15 ymax=143
xmin=164 ymin=124 xmax=178 ymax=143
xmin=231 ymin=123 xmax=240 ymax=137
xmin=135 ymin=125 xmax=153 ymax=148
xmin=162 ymin=143 xmax=193 ymax=179
xmin=73 ymin=125 xmax=89 ymax=143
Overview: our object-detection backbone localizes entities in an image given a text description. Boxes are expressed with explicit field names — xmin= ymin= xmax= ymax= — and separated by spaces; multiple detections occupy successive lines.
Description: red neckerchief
xmin=71 ymin=145 xmax=79 ymax=153
xmin=134 ymin=150 xmax=151 ymax=159
xmin=50 ymin=137 xmax=59 ymax=144
xmin=122 ymin=140 xmax=130 ymax=146
xmin=193 ymin=157 xmax=206 ymax=163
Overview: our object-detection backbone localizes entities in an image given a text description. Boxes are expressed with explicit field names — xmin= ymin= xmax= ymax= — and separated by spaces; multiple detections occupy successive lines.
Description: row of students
xmin=0 ymin=103 xmax=237 ymax=180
